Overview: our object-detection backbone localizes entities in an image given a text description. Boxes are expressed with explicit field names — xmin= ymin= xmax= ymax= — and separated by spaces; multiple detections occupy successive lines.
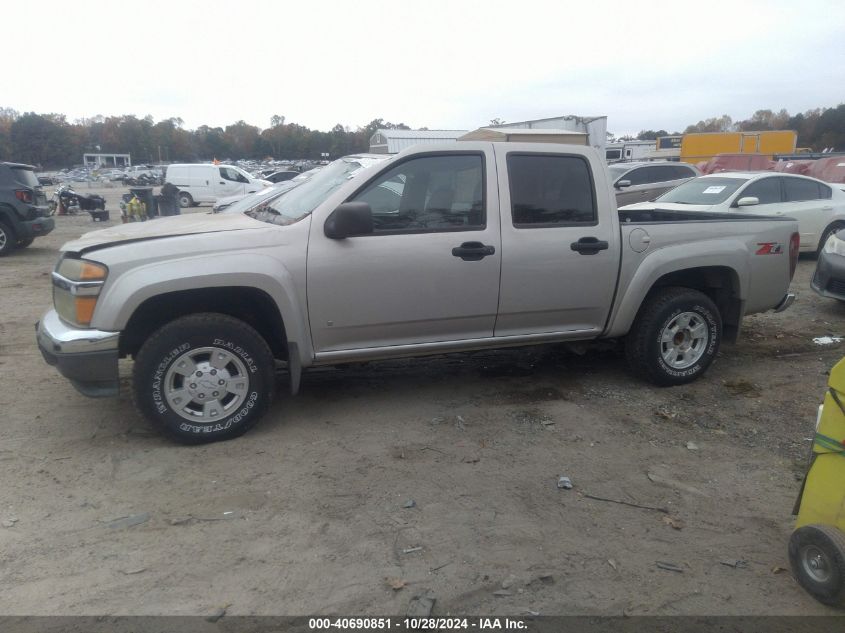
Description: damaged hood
xmin=62 ymin=212 xmax=268 ymax=252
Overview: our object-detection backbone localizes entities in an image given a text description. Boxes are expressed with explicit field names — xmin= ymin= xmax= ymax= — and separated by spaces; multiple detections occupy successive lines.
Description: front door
xmin=494 ymin=147 xmax=619 ymax=337
xmin=307 ymin=152 xmax=502 ymax=352
xmin=215 ymin=166 xmax=247 ymax=198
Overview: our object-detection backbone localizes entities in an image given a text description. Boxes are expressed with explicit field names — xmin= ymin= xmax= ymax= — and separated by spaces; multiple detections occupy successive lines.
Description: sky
xmin=5 ymin=0 xmax=844 ymax=136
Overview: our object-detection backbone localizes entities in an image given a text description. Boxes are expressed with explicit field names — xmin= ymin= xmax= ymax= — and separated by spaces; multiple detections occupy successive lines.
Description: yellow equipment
xmin=790 ymin=356 xmax=845 ymax=606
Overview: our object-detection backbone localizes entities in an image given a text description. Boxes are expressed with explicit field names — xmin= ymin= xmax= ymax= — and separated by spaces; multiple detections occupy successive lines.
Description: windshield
xmin=656 ymin=177 xmax=747 ymax=205
xmin=221 ymin=184 xmax=294 ymax=214
xmin=246 ymin=156 xmax=384 ymax=226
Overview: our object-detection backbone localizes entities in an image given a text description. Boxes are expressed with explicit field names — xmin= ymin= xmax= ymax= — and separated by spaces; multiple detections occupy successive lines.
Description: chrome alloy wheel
xmin=164 ymin=346 xmax=250 ymax=422
xmin=660 ymin=311 xmax=709 ymax=370
xmin=801 ymin=544 xmax=834 ymax=583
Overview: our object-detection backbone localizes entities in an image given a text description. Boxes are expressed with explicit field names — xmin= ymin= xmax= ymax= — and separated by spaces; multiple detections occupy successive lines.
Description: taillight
xmin=14 ymin=189 xmax=33 ymax=204
xmin=789 ymin=232 xmax=800 ymax=280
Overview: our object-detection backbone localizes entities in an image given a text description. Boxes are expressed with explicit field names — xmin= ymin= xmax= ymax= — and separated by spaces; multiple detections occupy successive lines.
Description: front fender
xmin=92 ymin=252 xmax=313 ymax=365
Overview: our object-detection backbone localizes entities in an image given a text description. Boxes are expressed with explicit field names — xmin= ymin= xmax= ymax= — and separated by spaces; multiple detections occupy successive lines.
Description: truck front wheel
xmin=625 ymin=287 xmax=721 ymax=386
xmin=133 ymin=313 xmax=275 ymax=443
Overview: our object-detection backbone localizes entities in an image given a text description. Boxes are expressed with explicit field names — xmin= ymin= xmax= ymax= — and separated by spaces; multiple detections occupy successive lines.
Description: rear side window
xmin=784 ymin=177 xmax=821 ymax=202
xmin=820 ymin=183 xmax=832 ymax=200
xmin=10 ymin=167 xmax=39 ymax=188
xmin=740 ymin=178 xmax=782 ymax=205
xmin=507 ymin=154 xmax=596 ymax=226
xmin=606 ymin=149 xmax=621 ymax=161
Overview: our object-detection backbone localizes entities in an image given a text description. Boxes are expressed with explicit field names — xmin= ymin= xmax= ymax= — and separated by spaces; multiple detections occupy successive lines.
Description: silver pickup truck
xmin=37 ymin=143 xmax=799 ymax=443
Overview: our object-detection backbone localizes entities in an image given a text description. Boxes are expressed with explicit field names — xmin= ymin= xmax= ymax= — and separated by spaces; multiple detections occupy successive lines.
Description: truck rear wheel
xmin=625 ymin=287 xmax=721 ymax=386
xmin=133 ymin=313 xmax=275 ymax=444
xmin=789 ymin=525 xmax=845 ymax=606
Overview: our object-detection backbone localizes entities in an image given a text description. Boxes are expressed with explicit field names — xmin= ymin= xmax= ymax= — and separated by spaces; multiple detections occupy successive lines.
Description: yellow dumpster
xmin=790 ymin=356 xmax=845 ymax=606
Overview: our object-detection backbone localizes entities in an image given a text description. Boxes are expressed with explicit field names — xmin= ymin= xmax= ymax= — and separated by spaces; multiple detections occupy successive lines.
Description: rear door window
xmin=784 ymin=177 xmax=822 ymax=202
xmin=507 ymin=154 xmax=596 ymax=226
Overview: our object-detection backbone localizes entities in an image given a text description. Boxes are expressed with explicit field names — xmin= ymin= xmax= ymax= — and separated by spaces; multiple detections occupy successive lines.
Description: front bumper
xmin=36 ymin=309 xmax=120 ymax=397
xmin=18 ymin=215 xmax=55 ymax=240
xmin=812 ymin=249 xmax=845 ymax=301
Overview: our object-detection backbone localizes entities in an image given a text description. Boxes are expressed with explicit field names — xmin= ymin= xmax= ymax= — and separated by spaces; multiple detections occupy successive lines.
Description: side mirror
xmin=324 ymin=202 xmax=373 ymax=239
xmin=615 ymin=179 xmax=631 ymax=189
xmin=736 ymin=196 xmax=759 ymax=207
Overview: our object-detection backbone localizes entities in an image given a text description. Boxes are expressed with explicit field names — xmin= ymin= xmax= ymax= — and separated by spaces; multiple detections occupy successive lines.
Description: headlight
xmin=823 ymin=232 xmax=845 ymax=257
xmin=52 ymin=258 xmax=108 ymax=327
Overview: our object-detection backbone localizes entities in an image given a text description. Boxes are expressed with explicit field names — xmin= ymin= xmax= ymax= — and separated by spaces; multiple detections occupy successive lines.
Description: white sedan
xmin=620 ymin=172 xmax=845 ymax=253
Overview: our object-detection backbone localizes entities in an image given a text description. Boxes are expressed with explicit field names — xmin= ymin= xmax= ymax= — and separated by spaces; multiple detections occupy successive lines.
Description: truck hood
xmin=62 ymin=212 xmax=267 ymax=253
xmin=619 ymin=201 xmax=717 ymax=213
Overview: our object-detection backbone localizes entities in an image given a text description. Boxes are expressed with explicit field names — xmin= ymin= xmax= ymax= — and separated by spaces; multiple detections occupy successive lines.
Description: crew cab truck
xmin=37 ymin=144 xmax=799 ymax=444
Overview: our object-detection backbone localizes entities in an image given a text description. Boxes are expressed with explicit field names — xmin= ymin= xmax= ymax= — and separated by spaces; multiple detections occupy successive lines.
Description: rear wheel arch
xmin=642 ymin=266 xmax=741 ymax=342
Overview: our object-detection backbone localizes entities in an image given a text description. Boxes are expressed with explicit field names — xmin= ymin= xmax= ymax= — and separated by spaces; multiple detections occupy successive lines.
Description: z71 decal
xmin=756 ymin=242 xmax=784 ymax=255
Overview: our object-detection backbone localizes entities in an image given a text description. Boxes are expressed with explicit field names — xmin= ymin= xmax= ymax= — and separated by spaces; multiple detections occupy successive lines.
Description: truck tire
xmin=0 ymin=222 xmax=16 ymax=256
xmin=789 ymin=524 xmax=845 ymax=606
xmin=133 ymin=313 xmax=275 ymax=444
xmin=178 ymin=192 xmax=193 ymax=208
xmin=625 ymin=287 xmax=721 ymax=386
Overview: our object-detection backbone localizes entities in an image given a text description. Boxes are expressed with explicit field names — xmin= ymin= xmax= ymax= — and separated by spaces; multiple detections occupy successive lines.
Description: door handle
xmin=823 ymin=206 xmax=834 ymax=211
xmin=570 ymin=237 xmax=609 ymax=254
xmin=219 ymin=181 xmax=226 ymax=185
xmin=452 ymin=241 xmax=495 ymax=261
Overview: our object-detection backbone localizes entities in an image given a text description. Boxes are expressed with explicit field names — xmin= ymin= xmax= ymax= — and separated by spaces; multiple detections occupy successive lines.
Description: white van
xmin=164 ymin=164 xmax=271 ymax=207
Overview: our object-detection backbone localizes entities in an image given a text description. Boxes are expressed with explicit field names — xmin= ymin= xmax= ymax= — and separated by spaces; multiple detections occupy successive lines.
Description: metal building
xmin=369 ymin=129 xmax=469 ymax=154
xmin=491 ymin=115 xmax=607 ymax=154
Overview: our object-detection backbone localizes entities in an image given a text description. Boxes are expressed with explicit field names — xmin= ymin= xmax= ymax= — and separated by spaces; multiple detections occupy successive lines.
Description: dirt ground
xmin=1 ymin=184 xmax=844 ymax=617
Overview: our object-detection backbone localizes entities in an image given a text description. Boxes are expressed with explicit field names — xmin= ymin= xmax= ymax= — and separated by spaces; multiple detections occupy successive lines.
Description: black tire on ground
xmin=133 ymin=313 xmax=276 ymax=444
xmin=17 ymin=238 xmax=34 ymax=248
xmin=625 ymin=286 xmax=721 ymax=386
xmin=818 ymin=222 xmax=845 ymax=257
xmin=178 ymin=192 xmax=193 ymax=208
xmin=789 ymin=524 xmax=845 ymax=607
xmin=0 ymin=222 xmax=16 ymax=256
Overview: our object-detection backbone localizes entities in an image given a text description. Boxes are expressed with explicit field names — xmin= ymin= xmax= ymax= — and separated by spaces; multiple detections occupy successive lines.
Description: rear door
xmin=307 ymin=150 xmax=502 ymax=352
xmin=494 ymin=146 xmax=619 ymax=337
xmin=782 ymin=176 xmax=832 ymax=249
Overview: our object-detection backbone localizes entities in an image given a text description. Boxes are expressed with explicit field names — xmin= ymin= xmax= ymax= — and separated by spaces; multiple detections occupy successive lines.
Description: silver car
xmin=609 ymin=161 xmax=700 ymax=206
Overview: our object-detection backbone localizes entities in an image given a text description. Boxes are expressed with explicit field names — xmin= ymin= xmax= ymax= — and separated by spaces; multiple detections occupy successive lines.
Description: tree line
xmin=0 ymin=110 xmax=413 ymax=169
xmin=626 ymin=104 xmax=845 ymax=151
xmin=1 ymin=104 xmax=843 ymax=169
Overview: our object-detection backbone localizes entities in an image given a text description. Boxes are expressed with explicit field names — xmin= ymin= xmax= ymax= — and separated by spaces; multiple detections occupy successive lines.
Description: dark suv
xmin=0 ymin=162 xmax=54 ymax=255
